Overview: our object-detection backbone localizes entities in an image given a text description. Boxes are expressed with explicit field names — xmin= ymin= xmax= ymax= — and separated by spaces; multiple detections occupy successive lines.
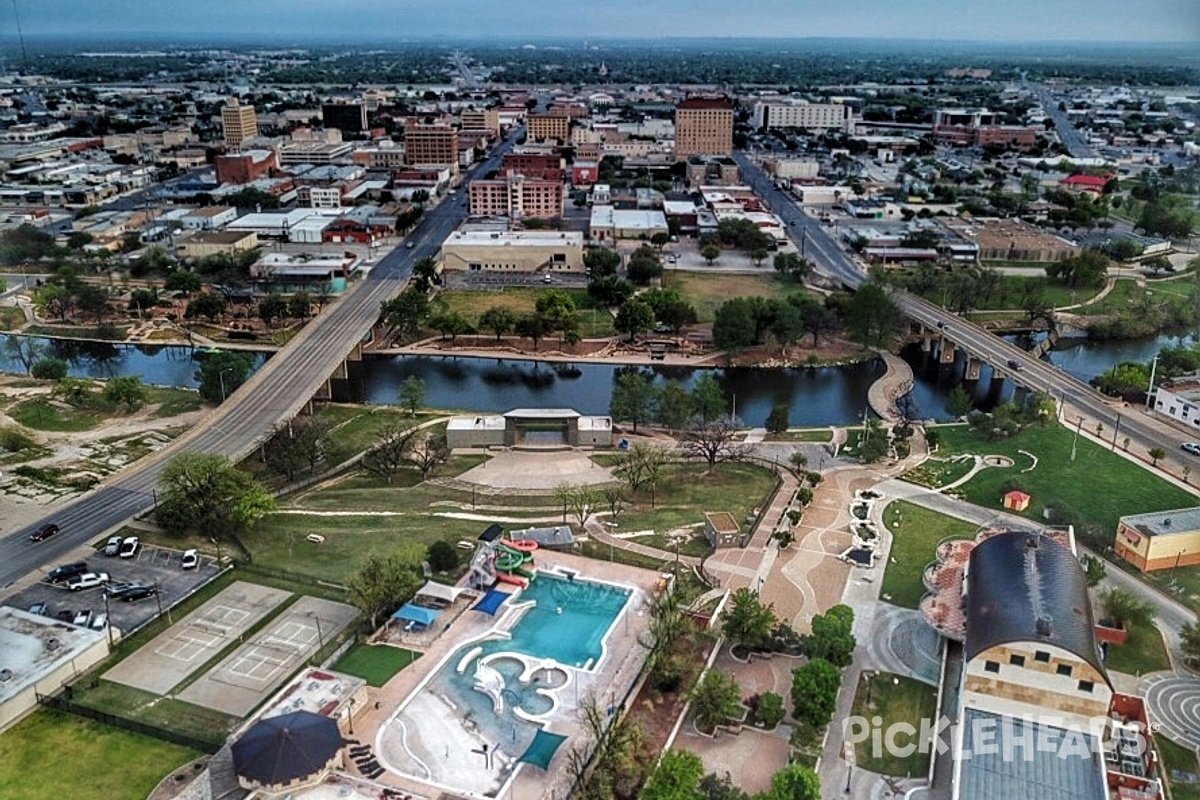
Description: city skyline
xmin=7 ymin=0 xmax=1199 ymax=43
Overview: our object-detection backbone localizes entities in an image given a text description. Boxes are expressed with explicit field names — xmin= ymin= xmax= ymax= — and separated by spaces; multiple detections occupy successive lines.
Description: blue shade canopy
xmin=391 ymin=603 xmax=441 ymax=626
xmin=517 ymin=729 xmax=567 ymax=770
xmin=472 ymin=588 xmax=508 ymax=616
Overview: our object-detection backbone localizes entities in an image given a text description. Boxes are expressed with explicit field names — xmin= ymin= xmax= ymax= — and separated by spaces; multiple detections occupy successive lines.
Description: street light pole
xmin=218 ymin=367 xmax=233 ymax=403
xmin=1146 ymin=354 xmax=1159 ymax=411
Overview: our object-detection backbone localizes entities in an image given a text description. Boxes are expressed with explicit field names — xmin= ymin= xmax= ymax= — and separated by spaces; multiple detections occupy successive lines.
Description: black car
xmin=120 ymin=586 xmax=158 ymax=602
xmin=47 ymin=562 xmax=89 ymax=583
xmin=29 ymin=523 xmax=61 ymax=542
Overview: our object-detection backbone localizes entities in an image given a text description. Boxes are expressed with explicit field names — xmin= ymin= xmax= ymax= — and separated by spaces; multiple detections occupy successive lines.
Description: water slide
xmin=495 ymin=571 xmax=528 ymax=589
xmin=499 ymin=538 xmax=538 ymax=553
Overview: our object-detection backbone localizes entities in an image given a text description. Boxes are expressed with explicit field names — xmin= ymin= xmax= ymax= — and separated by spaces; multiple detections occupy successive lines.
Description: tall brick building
xmin=674 ymin=97 xmax=734 ymax=161
xmin=404 ymin=125 xmax=459 ymax=166
xmin=468 ymin=171 xmax=564 ymax=220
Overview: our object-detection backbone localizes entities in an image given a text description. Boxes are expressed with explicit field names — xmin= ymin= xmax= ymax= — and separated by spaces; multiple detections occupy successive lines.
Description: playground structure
xmin=468 ymin=535 xmax=540 ymax=590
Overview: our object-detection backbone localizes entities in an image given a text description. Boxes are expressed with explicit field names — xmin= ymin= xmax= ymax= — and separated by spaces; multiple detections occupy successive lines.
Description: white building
xmin=180 ymin=205 xmax=237 ymax=231
xmin=1150 ymin=378 xmax=1200 ymax=430
xmin=589 ymin=206 xmax=669 ymax=243
xmin=439 ymin=230 xmax=585 ymax=274
xmin=751 ymin=100 xmax=856 ymax=133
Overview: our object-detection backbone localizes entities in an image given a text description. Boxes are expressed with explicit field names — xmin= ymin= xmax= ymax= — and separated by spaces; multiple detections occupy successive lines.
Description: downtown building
xmin=674 ymin=96 xmax=734 ymax=161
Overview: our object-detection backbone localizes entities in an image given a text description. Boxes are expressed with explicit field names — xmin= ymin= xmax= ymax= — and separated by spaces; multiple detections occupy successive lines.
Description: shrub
xmin=427 ymin=540 xmax=460 ymax=572
xmin=31 ymin=357 xmax=68 ymax=381
xmin=0 ymin=425 xmax=35 ymax=452
xmin=753 ymin=692 xmax=785 ymax=728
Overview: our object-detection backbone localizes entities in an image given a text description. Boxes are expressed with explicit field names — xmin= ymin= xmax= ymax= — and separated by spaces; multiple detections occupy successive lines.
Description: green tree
xmin=399 ymin=376 xmax=426 ymax=415
xmin=429 ymin=310 xmax=474 ymax=342
xmin=478 ymin=306 xmax=517 ymax=341
xmin=701 ymin=244 xmax=721 ymax=265
xmin=1081 ymin=554 xmax=1107 ymax=588
xmin=774 ymin=252 xmax=813 ymax=282
xmin=611 ymin=369 xmax=655 ymax=433
xmin=1148 ymin=446 xmax=1167 ymax=466
xmin=1092 ymin=361 xmax=1151 ymax=399
xmin=588 ymin=274 xmax=636 ymax=307
xmin=4 ymin=335 xmax=43 ymax=375
xmin=103 ymin=376 xmax=147 ymax=411
xmin=258 ymin=293 xmax=289 ymax=328
xmin=380 ymin=288 xmax=431 ymax=342
xmin=184 ymin=292 xmax=227 ymax=323
xmin=427 ymin=540 xmax=460 ymax=573
xmin=768 ymin=765 xmax=821 ymax=800
xmin=845 ymin=283 xmax=899 ymax=347
xmin=790 ymin=658 xmax=841 ymax=728
xmin=766 ymin=403 xmax=790 ymax=435
xmin=1099 ymin=586 xmax=1156 ymax=629
xmin=361 ymin=422 xmax=419 ymax=485
xmin=347 ymin=551 xmax=422 ymax=629
xmin=700 ymin=773 xmax=749 ymax=800
xmin=1045 ymin=250 xmax=1110 ymax=289
xmin=805 ymin=604 xmax=855 ymax=667
xmin=155 ymin=452 xmax=275 ymax=536
xmin=721 ymin=588 xmax=778 ymax=650
xmin=31 ymin=356 xmax=68 ymax=381
xmin=514 ymin=313 xmax=554 ymax=350
xmin=655 ymin=380 xmax=693 ymax=431
xmin=535 ymin=289 xmax=579 ymax=341
xmin=642 ymin=750 xmax=705 ymax=800
xmin=691 ymin=372 xmax=726 ymax=423
xmin=164 ymin=270 xmax=203 ymax=294
xmin=650 ymin=232 xmax=672 ymax=251
xmin=750 ymin=247 xmax=769 ymax=266
xmin=584 ymin=247 xmax=622 ymax=277
xmin=627 ymin=251 xmax=664 ymax=285
xmin=194 ymin=350 xmax=254 ymax=404
xmin=712 ymin=297 xmax=757 ymax=350
xmin=946 ymin=385 xmax=974 ymax=417
xmin=1181 ymin=620 xmax=1200 ymax=668
xmin=53 ymin=377 xmax=92 ymax=405
xmin=288 ymin=290 xmax=312 ymax=320
xmin=690 ymin=670 xmax=743 ymax=733
xmin=614 ymin=297 xmax=655 ymax=342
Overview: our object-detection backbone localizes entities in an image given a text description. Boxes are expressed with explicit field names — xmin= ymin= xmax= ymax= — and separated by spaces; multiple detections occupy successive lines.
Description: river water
xmin=0 ymin=331 xmax=1190 ymax=427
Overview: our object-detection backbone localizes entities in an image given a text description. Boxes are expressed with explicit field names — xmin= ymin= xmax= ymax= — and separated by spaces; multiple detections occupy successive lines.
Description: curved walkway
xmin=867 ymin=349 xmax=914 ymax=423
xmin=1140 ymin=672 xmax=1200 ymax=750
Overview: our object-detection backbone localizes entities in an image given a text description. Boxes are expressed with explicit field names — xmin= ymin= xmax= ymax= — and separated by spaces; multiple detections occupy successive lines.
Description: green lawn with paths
xmin=1102 ymin=623 xmax=1172 ymax=676
xmin=934 ymin=423 xmax=1197 ymax=538
xmin=1156 ymin=735 xmax=1200 ymax=800
xmin=333 ymin=644 xmax=421 ymax=687
xmin=0 ymin=709 xmax=200 ymax=800
xmin=849 ymin=672 xmax=938 ymax=777
xmin=880 ymin=501 xmax=976 ymax=609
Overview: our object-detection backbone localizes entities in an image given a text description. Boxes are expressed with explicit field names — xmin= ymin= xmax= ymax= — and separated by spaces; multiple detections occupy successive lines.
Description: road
xmin=730 ymin=151 xmax=867 ymax=289
xmin=1035 ymin=87 xmax=1096 ymax=160
xmin=0 ymin=129 xmax=521 ymax=591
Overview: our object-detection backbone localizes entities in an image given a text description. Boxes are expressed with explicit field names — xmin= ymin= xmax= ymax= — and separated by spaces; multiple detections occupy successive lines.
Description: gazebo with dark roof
xmin=231 ymin=710 xmax=344 ymax=791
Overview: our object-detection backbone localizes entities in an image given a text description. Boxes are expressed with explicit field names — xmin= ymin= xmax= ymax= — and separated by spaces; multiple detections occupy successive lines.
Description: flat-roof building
xmin=221 ymin=98 xmax=259 ymax=148
xmin=751 ymin=100 xmax=856 ymax=133
xmin=446 ymin=408 xmax=611 ymax=448
xmin=468 ymin=172 xmax=564 ymax=221
xmin=589 ymin=205 xmax=669 ymax=243
xmin=674 ymin=96 xmax=734 ymax=161
xmin=404 ymin=125 xmax=459 ymax=168
xmin=440 ymin=229 xmax=583 ymax=275
xmin=1114 ymin=506 xmax=1200 ymax=572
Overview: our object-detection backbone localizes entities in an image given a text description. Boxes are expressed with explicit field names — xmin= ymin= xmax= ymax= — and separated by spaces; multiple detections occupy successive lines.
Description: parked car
xmin=47 ymin=562 xmax=89 ymax=583
xmin=120 ymin=585 xmax=158 ymax=602
xmin=181 ymin=549 xmax=199 ymax=570
xmin=67 ymin=572 xmax=110 ymax=591
xmin=119 ymin=536 xmax=141 ymax=559
xmin=105 ymin=580 xmax=138 ymax=597
xmin=72 ymin=609 xmax=93 ymax=627
xmin=56 ymin=609 xmax=75 ymax=622
xmin=102 ymin=536 xmax=123 ymax=556
xmin=1181 ymin=442 xmax=1200 ymax=456
xmin=29 ymin=523 xmax=60 ymax=542
xmin=27 ymin=602 xmax=48 ymax=616
xmin=89 ymin=613 xmax=108 ymax=631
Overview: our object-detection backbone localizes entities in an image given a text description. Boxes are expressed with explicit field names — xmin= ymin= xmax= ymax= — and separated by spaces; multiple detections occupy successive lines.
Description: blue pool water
xmin=494 ymin=575 xmax=631 ymax=667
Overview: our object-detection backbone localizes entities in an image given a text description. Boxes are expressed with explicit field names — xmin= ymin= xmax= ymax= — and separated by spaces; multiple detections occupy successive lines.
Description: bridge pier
xmin=939 ymin=339 xmax=956 ymax=365
xmin=921 ymin=329 xmax=934 ymax=352
xmin=965 ymin=358 xmax=982 ymax=381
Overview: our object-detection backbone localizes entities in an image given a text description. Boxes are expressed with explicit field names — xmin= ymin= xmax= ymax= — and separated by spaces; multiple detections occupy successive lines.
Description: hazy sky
xmin=9 ymin=0 xmax=1200 ymax=42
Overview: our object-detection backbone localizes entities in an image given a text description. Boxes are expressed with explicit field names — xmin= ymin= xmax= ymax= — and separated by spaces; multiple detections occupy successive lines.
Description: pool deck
xmin=349 ymin=552 xmax=662 ymax=800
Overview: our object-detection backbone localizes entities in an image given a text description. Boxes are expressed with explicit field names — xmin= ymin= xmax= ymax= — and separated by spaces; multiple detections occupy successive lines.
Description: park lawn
xmin=899 ymin=456 xmax=976 ymax=490
xmin=1103 ymin=623 xmax=1172 ymax=676
xmin=902 ymin=273 xmax=1085 ymax=312
xmin=333 ymin=644 xmax=421 ymax=687
xmin=881 ymin=501 xmax=976 ymax=609
xmin=0 ymin=305 xmax=25 ymax=330
xmin=435 ymin=287 xmax=614 ymax=337
xmin=0 ymin=709 xmax=200 ymax=800
xmin=770 ymin=429 xmax=834 ymax=443
xmin=613 ymin=462 xmax=777 ymax=544
xmin=662 ymin=270 xmax=804 ymax=322
xmin=70 ymin=681 xmax=237 ymax=745
xmin=315 ymin=405 xmax=443 ymax=462
xmin=849 ymin=673 xmax=938 ymax=778
xmin=7 ymin=396 xmax=106 ymax=432
xmin=935 ymin=423 xmax=1198 ymax=537
xmin=1156 ymin=735 xmax=1200 ymax=800
xmin=146 ymin=386 xmax=203 ymax=418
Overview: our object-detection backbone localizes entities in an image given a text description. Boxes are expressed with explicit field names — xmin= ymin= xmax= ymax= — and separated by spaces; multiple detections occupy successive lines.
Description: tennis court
xmin=105 ymin=582 xmax=292 ymax=695
xmin=177 ymin=595 xmax=358 ymax=716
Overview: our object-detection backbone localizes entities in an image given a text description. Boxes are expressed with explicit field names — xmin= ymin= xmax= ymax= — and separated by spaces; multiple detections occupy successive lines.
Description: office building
xmin=674 ymin=97 xmax=734 ymax=160
xmin=1114 ymin=506 xmax=1200 ymax=572
xmin=527 ymin=114 xmax=571 ymax=143
xmin=221 ymin=98 xmax=259 ymax=149
xmin=751 ymin=100 xmax=856 ymax=133
xmin=440 ymin=230 xmax=584 ymax=274
xmin=322 ymin=102 xmax=369 ymax=134
xmin=468 ymin=172 xmax=564 ymax=220
xmin=404 ymin=125 xmax=459 ymax=167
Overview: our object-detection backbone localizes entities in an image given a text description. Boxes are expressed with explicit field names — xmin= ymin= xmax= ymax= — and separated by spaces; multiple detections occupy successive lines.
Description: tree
xmin=774 ymin=252 xmax=813 ymax=283
xmin=1145 ymin=255 xmax=1175 ymax=276
xmin=31 ymin=356 xmax=68 ymax=381
xmin=1148 ymin=446 xmax=1167 ymax=466
xmin=750 ymin=247 xmax=769 ymax=266
xmin=712 ymin=298 xmax=757 ymax=350
xmin=410 ymin=257 xmax=439 ymax=294
xmin=478 ymin=306 xmax=517 ymax=341
xmin=262 ymin=417 xmax=334 ymax=481
xmin=805 ymin=604 xmax=855 ymax=667
xmin=691 ymin=373 xmax=726 ymax=423
xmin=514 ymin=313 xmax=554 ymax=350
xmin=1081 ymin=554 xmax=1107 ymax=588
xmin=768 ymin=765 xmax=821 ymax=800
xmin=427 ymin=540 xmax=460 ymax=573
xmin=790 ymin=658 xmax=841 ymax=728
xmin=75 ymin=284 xmax=110 ymax=323
xmin=258 ymin=293 xmax=289 ymax=328
xmin=429 ymin=310 xmax=474 ymax=342
xmin=103 ymin=376 xmax=147 ymax=411
xmin=681 ymin=419 xmax=745 ymax=470
xmin=399 ymin=376 xmax=426 ymax=415
xmin=721 ymin=588 xmax=777 ymax=651
xmin=288 ymin=290 xmax=312 ymax=320
xmin=700 ymin=772 xmax=749 ymax=800
xmin=701 ymin=244 xmax=721 ymax=265
xmin=655 ymin=380 xmax=693 ymax=431
xmin=1045 ymin=250 xmax=1109 ymax=289
xmin=611 ymin=369 xmax=655 ymax=433
xmin=184 ymin=292 xmax=227 ymax=323
xmin=614 ymin=297 xmax=655 ymax=343
xmin=4 ymin=335 xmax=43 ymax=375
xmin=691 ymin=670 xmax=743 ymax=733
xmin=535 ymin=290 xmax=579 ymax=342
xmin=361 ymin=422 xmax=419 ymax=485
xmin=858 ymin=419 xmax=889 ymax=463
xmin=642 ymin=750 xmax=705 ymax=800
xmin=584 ymin=247 xmax=622 ymax=277
xmin=627 ymin=252 xmax=664 ymax=285
xmin=53 ymin=377 xmax=92 ymax=405
xmin=587 ymin=275 xmax=636 ymax=307
xmin=347 ymin=552 xmax=422 ymax=630
xmin=766 ymin=403 xmax=790 ymax=435
xmin=1181 ymin=620 xmax=1200 ymax=668
xmin=845 ymin=283 xmax=899 ymax=347
xmin=1099 ymin=586 xmax=1156 ymax=629
xmin=155 ymin=453 xmax=275 ymax=536
xmin=164 ymin=270 xmax=202 ymax=294
xmin=380 ymin=289 xmax=430 ymax=343
xmin=616 ymin=441 xmax=673 ymax=505
xmin=408 ymin=433 xmax=449 ymax=479
xmin=650 ymin=232 xmax=672 ymax=251
xmin=946 ymin=385 xmax=973 ymax=417
xmin=195 ymin=350 xmax=254 ymax=404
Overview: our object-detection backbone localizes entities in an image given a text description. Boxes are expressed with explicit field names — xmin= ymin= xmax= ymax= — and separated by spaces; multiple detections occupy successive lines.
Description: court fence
xmin=35 ymin=689 xmax=225 ymax=753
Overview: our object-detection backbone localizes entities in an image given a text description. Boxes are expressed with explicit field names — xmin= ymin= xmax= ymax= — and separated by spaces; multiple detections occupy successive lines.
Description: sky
xmin=8 ymin=0 xmax=1200 ymax=42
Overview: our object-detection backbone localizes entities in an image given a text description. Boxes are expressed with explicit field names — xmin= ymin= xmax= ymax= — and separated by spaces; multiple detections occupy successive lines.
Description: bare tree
xmin=4 ymin=335 xmax=43 ymax=375
xmin=615 ymin=442 xmax=673 ymax=507
xmin=408 ymin=433 xmax=450 ymax=479
xmin=601 ymin=485 xmax=626 ymax=521
xmin=361 ymin=422 xmax=418 ymax=485
xmin=680 ymin=419 xmax=746 ymax=470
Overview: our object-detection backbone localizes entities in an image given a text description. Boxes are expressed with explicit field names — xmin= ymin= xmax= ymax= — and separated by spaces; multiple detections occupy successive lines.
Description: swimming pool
xmin=495 ymin=574 xmax=631 ymax=667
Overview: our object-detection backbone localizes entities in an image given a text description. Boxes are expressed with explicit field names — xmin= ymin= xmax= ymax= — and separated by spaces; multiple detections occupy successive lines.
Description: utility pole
xmin=1071 ymin=415 xmax=1083 ymax=462
xmin=1146 ymin=354 xmax=1159 ymax=410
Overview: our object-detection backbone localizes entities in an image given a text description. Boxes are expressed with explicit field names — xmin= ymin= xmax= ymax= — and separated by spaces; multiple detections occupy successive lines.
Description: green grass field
xmin=662 ymin=270 xmax=805 ymax=322
xmin=435 ymin=287 xmax=615 ymax=337
xmin=880 ymin=501 xmax=977 ymax=609
xmin=333 ymin=644 xmax=421 ymax=687
xmin=1103 ymin=623 xmax=1172 ymax=676
xmin=69 ymin=681 xmax=237 ymax=745
xmin=1156 ymin=735 xmax=1200 ymax=800
xmin=0 ymin=710 xmax=200 ymax=800
xmin=935 ymin=423 xmax=1197 ymax=538
xmin=849 ymin=673 xmax=938 ymax=777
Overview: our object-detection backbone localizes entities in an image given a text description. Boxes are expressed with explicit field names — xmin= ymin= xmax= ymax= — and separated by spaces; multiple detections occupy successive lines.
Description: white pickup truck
xmin=67 ymin=572 xmax=110 ymax=591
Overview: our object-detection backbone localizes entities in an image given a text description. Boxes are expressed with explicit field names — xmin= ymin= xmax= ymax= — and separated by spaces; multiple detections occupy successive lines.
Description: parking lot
xmin=7 ymin=542 xmax=221 ymax=637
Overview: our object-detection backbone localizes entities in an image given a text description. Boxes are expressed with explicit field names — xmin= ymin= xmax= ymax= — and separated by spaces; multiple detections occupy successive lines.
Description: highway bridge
xmin=0 ymin=129 xmax=521 ymax=590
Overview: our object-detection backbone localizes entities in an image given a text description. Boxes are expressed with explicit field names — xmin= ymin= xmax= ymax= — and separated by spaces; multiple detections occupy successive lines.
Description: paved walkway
xmin=866 ymin=350 xmax=913 ymax=423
